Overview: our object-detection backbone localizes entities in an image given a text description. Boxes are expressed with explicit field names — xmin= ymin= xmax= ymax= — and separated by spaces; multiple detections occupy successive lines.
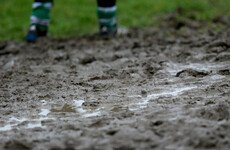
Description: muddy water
xmin=1 ymin=20 xmax=230 ymax=149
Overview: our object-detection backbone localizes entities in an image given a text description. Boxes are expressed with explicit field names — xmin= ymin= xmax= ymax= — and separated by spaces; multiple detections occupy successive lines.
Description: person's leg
xmin=97 ymin=0 xmax=117 ymax=36
xmin=26 ymin=0 xmax=53 ymax=42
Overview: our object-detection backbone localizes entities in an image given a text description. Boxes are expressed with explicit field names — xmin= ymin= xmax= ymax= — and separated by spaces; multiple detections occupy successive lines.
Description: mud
xmin=1 ymin=15 xmax=230 ymax=150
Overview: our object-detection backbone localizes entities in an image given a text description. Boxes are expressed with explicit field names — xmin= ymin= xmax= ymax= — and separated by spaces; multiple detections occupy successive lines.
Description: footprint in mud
xmin=176 ymin=69 xmax=209 ymax=78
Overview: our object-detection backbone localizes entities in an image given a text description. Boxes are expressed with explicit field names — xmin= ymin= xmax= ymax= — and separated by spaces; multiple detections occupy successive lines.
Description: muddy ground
xmin=1 ymin=14 xmax=230 ymax=150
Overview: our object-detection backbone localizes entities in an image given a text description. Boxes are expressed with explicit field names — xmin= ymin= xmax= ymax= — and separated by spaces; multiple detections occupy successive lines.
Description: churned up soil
xmin=0 ymin=13 xmax=230 ymax=150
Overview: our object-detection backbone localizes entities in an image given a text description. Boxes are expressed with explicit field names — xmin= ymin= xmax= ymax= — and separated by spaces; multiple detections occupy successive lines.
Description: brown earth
xmin=0 ymin=15 xmax=230 ymax=150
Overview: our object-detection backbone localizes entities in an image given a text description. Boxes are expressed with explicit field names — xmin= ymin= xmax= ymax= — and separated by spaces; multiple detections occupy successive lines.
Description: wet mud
xmin=1 ymin=15 xmax=230 ymax=149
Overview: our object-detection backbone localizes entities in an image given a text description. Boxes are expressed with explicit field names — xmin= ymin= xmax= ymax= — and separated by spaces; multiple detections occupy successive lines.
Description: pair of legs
xmin=26 ymin=0 xmax=117 ymax=42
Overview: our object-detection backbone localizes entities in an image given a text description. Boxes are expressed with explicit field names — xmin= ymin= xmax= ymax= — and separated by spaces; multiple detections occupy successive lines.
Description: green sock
xmin=30 ymin=2 xmax=53 ymax=31
xmin=97 ymin=6 xmax=117 ymax=30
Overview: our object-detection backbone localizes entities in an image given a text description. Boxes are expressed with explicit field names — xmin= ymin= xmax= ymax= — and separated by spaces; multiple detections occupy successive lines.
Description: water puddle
xmin=71 ymin=86 xmax=197 ymax=115
xmin=0 ymin=117 xmax=27 ymax=131
xmin=0 ymin=100 xmax=53 ymax=131
xmin=0 ymin=85 xmax=198 ymax=131
xmin=129 ymin=86 xmax=197 ymax=111
xmin=48 ymin=100 xmax=102 ymax=118
xmin=0 ymin=116 xmax=52 ymax=132
xmin=0 ymin=117 xmax=40 ymax=131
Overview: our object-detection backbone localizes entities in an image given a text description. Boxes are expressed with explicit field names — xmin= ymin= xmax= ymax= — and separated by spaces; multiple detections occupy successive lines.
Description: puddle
xmin=49 ymin=100 xmax=102 ymax=118
xmin=69 ymin=86 xmax=198 ymax=117
xmin=0 ymin=117 xmax=27 ymax=131
xmin=0 ymin=116 xmax=52 ymax=131
xmin=129 ymin=86 xmax=197 ymax=111
xmin=0 ymin=85 xmax=198 ymax=131
xmin=0 ymin=101 xmax=53 ymax=131
xmin=49 ymin=86 xmax=198 ymax=118
xmin=0 ymin=117 xmax=30 ymax=131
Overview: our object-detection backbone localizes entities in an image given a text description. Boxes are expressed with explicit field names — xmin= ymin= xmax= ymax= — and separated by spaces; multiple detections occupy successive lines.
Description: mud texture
xmin=1 ymin=15 xmax=230 ymax=150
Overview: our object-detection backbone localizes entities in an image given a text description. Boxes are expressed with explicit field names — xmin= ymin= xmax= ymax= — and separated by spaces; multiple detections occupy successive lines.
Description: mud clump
xmin=218 ymin=69 xmax=230 ymax=75
xmin=143 ymin=62 xmax=161 ymax=78
xmin=80 ymin=56 xmax=96 ymax=65
xmin=176 ymin=69 xmax=209 ymax=78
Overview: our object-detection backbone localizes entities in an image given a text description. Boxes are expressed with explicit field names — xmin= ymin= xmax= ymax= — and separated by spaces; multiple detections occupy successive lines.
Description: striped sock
xmin=30 ymin=2 xmax=53 ymax=31
xmin=97 ymin=6 xmax=117 ymax=30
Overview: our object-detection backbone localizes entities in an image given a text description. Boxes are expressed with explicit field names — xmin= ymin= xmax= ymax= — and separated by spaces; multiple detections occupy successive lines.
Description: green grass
xmin=1 ymin=0 xmax=230 ymax=41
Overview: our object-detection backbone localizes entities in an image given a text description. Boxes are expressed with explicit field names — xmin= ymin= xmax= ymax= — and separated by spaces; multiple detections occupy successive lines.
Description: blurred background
xmin=0 ymin=0 xmax=230 ymax=41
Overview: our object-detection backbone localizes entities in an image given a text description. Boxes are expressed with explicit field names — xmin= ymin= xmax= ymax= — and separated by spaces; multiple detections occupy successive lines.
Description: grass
xmin=1 ymin=0 xmax=230 ymax=41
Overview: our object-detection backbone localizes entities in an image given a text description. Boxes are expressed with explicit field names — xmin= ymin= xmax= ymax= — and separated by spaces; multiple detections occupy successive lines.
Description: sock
xmin=30 ymin=1 xmax=53 ymax=31
xmin=97 ymin=0 xmax=117 ymax=30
